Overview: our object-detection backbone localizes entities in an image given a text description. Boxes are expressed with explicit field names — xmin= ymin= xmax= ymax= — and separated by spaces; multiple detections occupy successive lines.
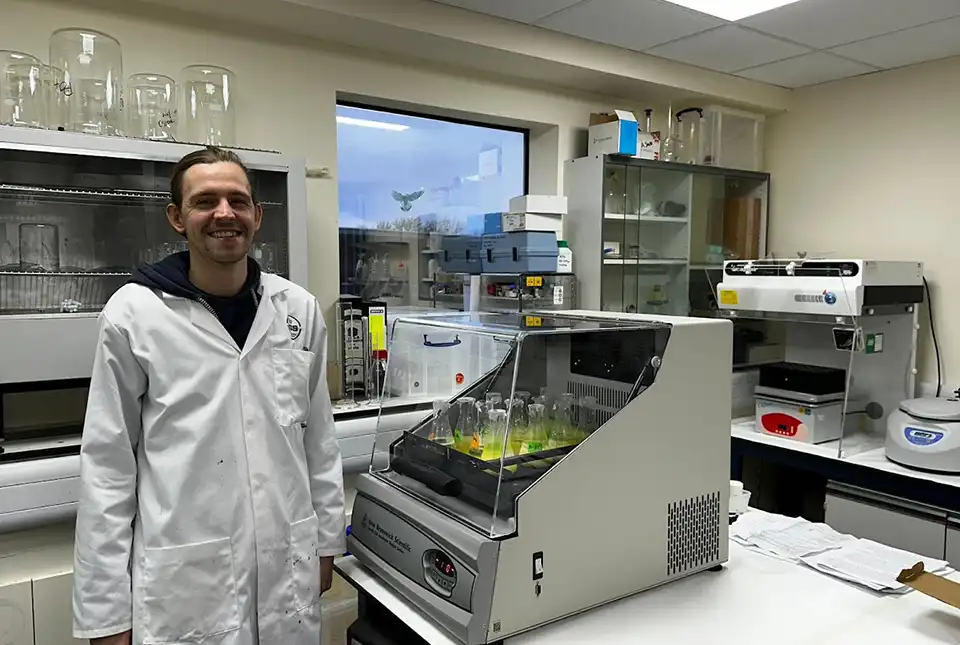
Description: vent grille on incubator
xmin=666 ymin=491 xmax=721 ymax=576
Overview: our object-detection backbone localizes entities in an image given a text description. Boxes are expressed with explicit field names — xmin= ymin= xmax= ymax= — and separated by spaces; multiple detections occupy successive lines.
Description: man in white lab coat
xmin=73 ymin=146 xmax=346 ymax=645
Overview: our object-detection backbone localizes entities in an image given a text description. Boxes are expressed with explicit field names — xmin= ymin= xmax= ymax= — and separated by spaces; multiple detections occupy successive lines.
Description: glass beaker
xmin=49 ymin=28 xmax=123 ymax=135
xmin=42 ymin=65 xmax=69 ymax=130
xmin=19 ymin=223 xmax=59 ymax=272
xmin=127 ymin=73 xmax=176 ymax=140
xmin=0 ymin=51 xmax=44 ymax=128
xmin=676 ymin=107 xmax=704 ymax=164
xmin=179 ymin=65 xmax=236 ymax=146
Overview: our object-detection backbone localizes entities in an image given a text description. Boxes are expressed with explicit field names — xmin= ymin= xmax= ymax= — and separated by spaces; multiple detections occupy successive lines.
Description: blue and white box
xmin=588 ymin=110 xmax=638 ymax=157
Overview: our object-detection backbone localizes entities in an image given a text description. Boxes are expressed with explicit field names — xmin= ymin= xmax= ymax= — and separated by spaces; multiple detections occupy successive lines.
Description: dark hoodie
xmin=130 ymin=251 xmax=262 ymax=349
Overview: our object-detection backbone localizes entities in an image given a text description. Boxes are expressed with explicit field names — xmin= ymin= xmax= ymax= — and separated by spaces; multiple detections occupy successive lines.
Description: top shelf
xmin=0 ymin=184 xmax=283 ymax=207
xmin=604 ymin=213 xmax=689 ymax=223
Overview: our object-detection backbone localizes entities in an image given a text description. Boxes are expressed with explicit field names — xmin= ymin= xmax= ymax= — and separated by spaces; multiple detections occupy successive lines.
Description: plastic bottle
xmin=557 ymin=241 xmax=573 ymax=273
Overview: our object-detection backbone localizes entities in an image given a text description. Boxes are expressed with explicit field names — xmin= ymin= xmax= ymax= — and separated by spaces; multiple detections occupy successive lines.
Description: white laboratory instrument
xmin=886 ymin=397 xmax=960 ymax=474
xmin=349 ymin=310 xmax=732 ymax=644
xmin=718 ymin=259 xmax=923 ymax=448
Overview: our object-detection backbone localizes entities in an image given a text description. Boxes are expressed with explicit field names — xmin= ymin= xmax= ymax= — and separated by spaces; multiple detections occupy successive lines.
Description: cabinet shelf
xmin=0 ymin=183 xmax=283 ymax=206
xmin=603 ymin=213 xmax=689 ymax=223
xmin=602 ymin=258 xmax=687 ymax=266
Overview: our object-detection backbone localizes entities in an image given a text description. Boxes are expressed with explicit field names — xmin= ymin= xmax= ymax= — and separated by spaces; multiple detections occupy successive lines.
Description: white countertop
xmin=337 ymin=541 xmax=960 ymax=645
xmin=732 ymin=418 xmax=960 ymax=492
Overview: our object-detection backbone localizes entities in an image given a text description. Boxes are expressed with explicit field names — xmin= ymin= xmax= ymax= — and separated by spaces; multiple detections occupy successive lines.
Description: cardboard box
xmin=509 ymin=194 xmax=568 ymax=215
xmin=637 ymin=131 xmax=661 ymax=160
xmin=501 ymin=212 xmax=563 ymax=237
xmin=588 ymin=110 xmax=638 ymax=157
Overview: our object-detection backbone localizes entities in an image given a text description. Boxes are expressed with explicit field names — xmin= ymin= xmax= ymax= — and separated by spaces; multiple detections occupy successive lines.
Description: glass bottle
xmin=661 ymin=104 xmax=681 ymax=163
xmin=49 ymin=28 xmax=124 ymax=135
xmin=0 ymin=51 xmax=44 ymax=128
xmin=676 ymin=108 xmax=704 ymax=164
xmin=127 ymin=73 xmax=176 ymax=140
xmin=179 ymin=65 xmax=236 ymax=146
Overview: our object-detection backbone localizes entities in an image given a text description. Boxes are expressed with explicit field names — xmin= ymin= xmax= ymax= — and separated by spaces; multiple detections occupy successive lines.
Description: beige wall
xmin=765 ymin=56 xmax=960 ymax=386
xmin=1 ymin=0 xmax=675 ymax=332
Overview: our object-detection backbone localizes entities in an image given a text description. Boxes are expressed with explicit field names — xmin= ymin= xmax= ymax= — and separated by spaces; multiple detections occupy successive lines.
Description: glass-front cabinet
xmin=564 ymin=155 xmax=768 ymax=317
xmin=0 ymin=126 xmax=307 ymax=385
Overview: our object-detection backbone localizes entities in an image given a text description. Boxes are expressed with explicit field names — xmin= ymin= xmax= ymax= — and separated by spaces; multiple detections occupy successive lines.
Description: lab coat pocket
xmin=140 ymin=537 xmax=241 ymax=644
xmin=290 ymin=514 xmax=321 ymax=612
xmin=274 ymin=348 xmax=315 ymax=426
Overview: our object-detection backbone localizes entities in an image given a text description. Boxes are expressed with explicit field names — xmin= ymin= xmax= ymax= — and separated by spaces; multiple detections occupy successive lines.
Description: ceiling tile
xmin=829 ymin=16 xmax=960 ymax=69
xmin=742 ymin=0 xmax=960 ymax=49
xmin=536 ymin=0 xmax=723 ymax=52
xmin=736 ymin=52 xmax=879 ymax=88
xmin=646 ymin=25 xmax=809 ymax=73
xmin=430 ymin=0 xmax=585 ymax=23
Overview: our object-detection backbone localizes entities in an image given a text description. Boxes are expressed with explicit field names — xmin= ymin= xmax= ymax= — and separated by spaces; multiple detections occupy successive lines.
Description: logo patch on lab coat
xmin=286 ymin=315 xmax=302 ymax=340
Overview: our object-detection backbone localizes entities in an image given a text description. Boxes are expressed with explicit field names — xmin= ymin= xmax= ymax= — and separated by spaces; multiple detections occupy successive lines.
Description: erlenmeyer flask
xmin=454 ymin=397 xmax=477 ymax=453
xmin=431 ymin=400 xmax=455 ymax=447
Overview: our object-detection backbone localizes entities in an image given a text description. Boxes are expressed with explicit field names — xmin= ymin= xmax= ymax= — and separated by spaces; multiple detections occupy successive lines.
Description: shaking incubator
xmin=349 ymin=311 xmax=733 ymax=644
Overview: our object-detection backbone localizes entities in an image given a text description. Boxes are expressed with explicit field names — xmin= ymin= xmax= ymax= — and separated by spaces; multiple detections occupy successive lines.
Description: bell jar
xmin=0 ymin=51 xmax=44 ymax=128
xmin=179 ymin=65 xmax=236 ymax=146
xmin=49 ymin=28 xmax=123 ymax=135
xmin=127 ymin=73 xmax=176 ymax=140
xmin=42 ymin=64 xmax=69 ymax=130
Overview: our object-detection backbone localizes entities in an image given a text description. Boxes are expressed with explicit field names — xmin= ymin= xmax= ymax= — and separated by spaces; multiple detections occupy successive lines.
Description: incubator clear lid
xmin=371 ymin=311 xmax=672 ymax=538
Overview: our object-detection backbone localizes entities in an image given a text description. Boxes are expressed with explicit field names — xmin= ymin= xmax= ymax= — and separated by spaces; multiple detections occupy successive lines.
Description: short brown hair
xmin=170 ymin=146 xmax=254 ymax=208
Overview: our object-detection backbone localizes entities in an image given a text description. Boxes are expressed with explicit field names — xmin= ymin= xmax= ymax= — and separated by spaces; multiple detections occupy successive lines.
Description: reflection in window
xmin=336 ymin=104 xmax=527 ymax=307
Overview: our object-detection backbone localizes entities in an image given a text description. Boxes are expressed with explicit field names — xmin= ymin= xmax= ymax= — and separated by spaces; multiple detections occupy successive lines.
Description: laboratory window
xmin=336 ymin=103 xmax=528 ymax=309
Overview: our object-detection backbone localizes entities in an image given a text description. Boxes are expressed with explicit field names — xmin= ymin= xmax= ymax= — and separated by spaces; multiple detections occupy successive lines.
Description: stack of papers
xmin=732 ymin=510 xmax=952 ymax=591
xmin=802 ymin=540 xmax=951 ymax=592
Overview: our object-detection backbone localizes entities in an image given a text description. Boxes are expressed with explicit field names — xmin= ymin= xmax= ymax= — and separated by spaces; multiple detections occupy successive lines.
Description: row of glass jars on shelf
xmin=0 ymin=28 xmax=236 ymax=145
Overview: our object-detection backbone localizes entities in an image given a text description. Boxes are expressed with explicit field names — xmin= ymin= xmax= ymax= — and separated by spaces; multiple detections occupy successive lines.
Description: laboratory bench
xmin=335 ymin=538 xmax=960 ymax=645
xmin=731 ymin=418 xmax=960 ymax=565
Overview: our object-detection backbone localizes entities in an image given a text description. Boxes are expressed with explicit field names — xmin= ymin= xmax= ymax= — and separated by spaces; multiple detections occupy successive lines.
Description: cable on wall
xmin=923 ymin=277 xmax=942 ymax=397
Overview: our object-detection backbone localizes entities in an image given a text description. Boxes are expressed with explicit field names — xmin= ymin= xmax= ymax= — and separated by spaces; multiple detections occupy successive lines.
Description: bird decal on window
xmin=392 ymin=189 xmax=425 ymax=212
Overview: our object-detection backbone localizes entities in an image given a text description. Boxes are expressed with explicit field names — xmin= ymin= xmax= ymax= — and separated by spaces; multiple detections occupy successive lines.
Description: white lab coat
xmin=73 ymin=273 xmax=346 ymax=645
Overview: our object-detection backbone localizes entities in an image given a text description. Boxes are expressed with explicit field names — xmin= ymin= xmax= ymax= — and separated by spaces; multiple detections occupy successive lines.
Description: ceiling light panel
xmin=660 ymin=0 xmax=806 ymax=21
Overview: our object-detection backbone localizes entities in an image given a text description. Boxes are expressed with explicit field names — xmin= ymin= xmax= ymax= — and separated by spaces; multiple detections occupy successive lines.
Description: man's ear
xmin=166 ymin=203 xmax=186 ymax=235
xmin=253 ymin=202 xmax=263 ymax=233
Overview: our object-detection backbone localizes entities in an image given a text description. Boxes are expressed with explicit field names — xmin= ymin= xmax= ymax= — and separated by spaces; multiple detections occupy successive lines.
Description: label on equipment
xmin=525 ymin=316 xmax=542 ymax=327
xmin=526 ymin=276 xmax=543 ymax=287
xmin=368 ymin=306 xmax=387 ymax=353
xmin=553 ymin=286 xmax=564 ymax=305
xmin=719 ymin=289 xmax=739 ymax=306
